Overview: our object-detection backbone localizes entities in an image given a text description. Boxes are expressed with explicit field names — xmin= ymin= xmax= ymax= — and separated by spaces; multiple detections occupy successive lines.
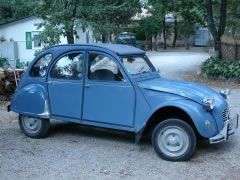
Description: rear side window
xmin=30 ymin=53 xmax=52 ymax=77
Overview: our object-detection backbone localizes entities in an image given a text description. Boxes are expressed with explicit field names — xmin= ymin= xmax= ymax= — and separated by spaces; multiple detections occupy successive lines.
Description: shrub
xmin=0 ymin=57 xmax=8 ymax=68
xmin=202 ymin=57 xmax=240 ymax=79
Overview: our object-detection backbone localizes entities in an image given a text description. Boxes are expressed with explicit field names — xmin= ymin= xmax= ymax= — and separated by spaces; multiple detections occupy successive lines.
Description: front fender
xmin=149 ymin=99 xmax=219 ymax=138
xmin=11 ymin=83 xmax=50 ymax=118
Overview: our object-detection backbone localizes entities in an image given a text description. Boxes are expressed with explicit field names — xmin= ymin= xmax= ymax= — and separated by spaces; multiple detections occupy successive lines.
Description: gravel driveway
xmin=1 ymin=50 xmax=240 ymax=180
xmin=147 ymin=51 xmax=209 ymax=79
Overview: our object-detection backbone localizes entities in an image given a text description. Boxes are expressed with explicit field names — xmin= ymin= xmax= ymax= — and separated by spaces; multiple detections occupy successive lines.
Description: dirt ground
xmin=1 ymin=50 xmax=240 ymax=179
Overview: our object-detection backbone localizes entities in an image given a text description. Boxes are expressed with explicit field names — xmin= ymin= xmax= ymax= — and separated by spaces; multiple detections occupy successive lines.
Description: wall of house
xmin=75 ymin=26 xmax=96 ymax=44
xmin=0 ymin=17 xmax=43 ymax=62
xmin=0 ymin=17 xmax=98 ymax=64
xmin=0 ymin=16 xmax=67 ymax=63
xmin=0 ymin=41 xmax=18 ymax=67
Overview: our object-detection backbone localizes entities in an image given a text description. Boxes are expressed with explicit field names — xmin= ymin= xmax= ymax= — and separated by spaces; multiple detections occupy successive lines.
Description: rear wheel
xmin=152 ymin=119 xmax=196 ymax=161
xmin=19 ymin=115 xmax=50 ymax=138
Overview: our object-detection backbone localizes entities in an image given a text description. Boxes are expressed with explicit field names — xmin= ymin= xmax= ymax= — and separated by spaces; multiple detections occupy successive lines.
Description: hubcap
xmin=22 ymin=116 xmax=41 ymax=133
xmin=158 ymin=126 xmax=190 ymax=157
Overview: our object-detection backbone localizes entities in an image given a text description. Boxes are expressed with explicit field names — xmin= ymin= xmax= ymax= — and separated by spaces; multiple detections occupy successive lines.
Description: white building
xmin=0 ymin=16 xmax=95 ymax=64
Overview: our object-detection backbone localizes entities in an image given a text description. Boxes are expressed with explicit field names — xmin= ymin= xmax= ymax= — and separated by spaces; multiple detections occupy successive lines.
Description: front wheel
xmin=19 ymin=115 xmax=50 ymax=138
xmin=152 ymin=119 xmax=196 ymax=161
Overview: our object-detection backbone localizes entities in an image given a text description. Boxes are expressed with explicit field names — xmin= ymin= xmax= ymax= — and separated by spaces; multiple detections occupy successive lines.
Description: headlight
xmin=219 ymin=89 xmax=230 ymax=99
xmin=203 ymin=97 xmax=215 ymax=110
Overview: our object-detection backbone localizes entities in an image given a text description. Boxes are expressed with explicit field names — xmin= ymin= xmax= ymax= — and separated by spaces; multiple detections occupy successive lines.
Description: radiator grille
xmin=222 ymin=108 xmax=229 ymax=122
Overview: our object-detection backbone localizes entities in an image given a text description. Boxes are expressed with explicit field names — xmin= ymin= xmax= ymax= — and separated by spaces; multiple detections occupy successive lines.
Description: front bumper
xmin=209 ymin=114 xmax=238 ymax=144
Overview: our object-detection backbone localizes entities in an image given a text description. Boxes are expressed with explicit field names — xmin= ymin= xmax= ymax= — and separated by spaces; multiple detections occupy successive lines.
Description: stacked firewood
xmin=0 ymin=68 xmax=24 ymax=96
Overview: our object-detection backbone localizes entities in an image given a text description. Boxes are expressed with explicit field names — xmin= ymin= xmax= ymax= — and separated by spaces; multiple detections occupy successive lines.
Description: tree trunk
xmin=149 ymin=36 xmax=152 ymax=50
xmin=145 ymin=36 xmax=152 ymax=51
xmin=185 ymin=23 xmax=190 ymax=50
xmin=144 ymin=34 xmax=148 ymax=50
xmin=102 ymin=33 xmax=111 ymax=43
xmin=152 ymin=35 xmax=157 ymax=51
xmin=206 ymin=0 xmax=227 ymax=58
xmin=213 ymin=36 xmax=221 ymax=53
xmin=184 ymin=36 xmax=190 ymax=50
xmin=163 ymin=18 xmax=167 ymax=49
xmin=172 ymin=18 xmax=177 ymax=48
xmin=66 ymin=31 xmax=74 ymax=44
xmin=102 ymin=34 xmax=106 ymax=43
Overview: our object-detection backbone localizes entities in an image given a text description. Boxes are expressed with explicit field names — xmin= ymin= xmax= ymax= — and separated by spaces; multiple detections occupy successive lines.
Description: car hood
xmin=138 ymin=78 xmax=225 ymax=105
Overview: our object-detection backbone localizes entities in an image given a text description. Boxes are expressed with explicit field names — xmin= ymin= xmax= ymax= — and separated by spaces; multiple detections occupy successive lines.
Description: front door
xmin=83 ymin=52 xmax=135 ymax=127
xmin=48 ymin=52 xmax=84 ymax=120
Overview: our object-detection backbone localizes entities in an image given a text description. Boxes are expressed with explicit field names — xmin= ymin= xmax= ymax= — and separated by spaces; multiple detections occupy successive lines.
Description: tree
xmin=148 ymin=0 xmax=204 ymax=49
xmin=177 ymin=1 xmax=204 ymax=49
xmin=147 ymin=0 xmax=172 ymax=49
xmin=0 ymin=0 xmax=38 ymax=24
xmin=82 ymin=0 xmax=141 ymax=42
xmin=36 ymin=0 xmax=141 ymax=44
xmin=206 ymin=0 xmax=227 ymax=57
xmin=225 ymin=0 xmax=240 ymax=36
xmin=38 ymin=23 xmax=62 ymax=46
xmin=133 ymin=16 xmax=160 ymax=50
xmin=36 ymin=0 xmax=81 ymax=44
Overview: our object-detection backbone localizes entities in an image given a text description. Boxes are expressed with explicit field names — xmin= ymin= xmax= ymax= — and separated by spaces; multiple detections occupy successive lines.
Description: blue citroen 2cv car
xmin=9 ymin=44 xmax=238 ymax=161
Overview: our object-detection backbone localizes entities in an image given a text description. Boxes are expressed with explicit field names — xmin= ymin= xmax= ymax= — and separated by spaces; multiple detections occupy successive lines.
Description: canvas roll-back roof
xmin=95 ymin=44 xmax=145 ymax=55
xmin=50 ymin=44 xmax=145 ymax=55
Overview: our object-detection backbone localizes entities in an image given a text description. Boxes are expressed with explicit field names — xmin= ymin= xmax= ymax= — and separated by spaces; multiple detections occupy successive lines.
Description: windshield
xmin=120 ymin=55 xmax=156 ymax=75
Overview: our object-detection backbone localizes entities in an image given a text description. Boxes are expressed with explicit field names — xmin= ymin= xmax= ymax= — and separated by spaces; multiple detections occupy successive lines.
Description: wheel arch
xmin=143 ymin=105 xmax=200 ymax=138
xmin=11 ymin=83 xmax=50 ymax=118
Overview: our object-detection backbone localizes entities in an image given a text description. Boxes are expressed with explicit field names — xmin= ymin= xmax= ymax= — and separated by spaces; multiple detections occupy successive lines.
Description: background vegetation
xmin=202 ymin=57 xmax=240 ymax=80
xmin=1 ymin=0 xmax=240 ymax=80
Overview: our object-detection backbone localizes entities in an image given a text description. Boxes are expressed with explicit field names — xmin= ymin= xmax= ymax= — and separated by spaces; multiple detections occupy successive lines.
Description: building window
xmin=26 ymin=32 xmax=32 ymax=49
xmin=32 ymin=32 xmax=41 ymax=49
xmin=33 ymin=34 xmax=41 ymax=48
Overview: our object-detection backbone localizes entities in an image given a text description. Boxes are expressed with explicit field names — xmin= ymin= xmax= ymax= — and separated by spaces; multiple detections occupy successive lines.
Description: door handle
xmin=85 ymin=84 xmax=91 ymax=88
xmin=47 ymin=81 xmax=53 ymax=85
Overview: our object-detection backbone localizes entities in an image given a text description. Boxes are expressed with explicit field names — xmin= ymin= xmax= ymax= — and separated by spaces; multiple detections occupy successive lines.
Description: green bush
xmin=202 ymin=57 xmax=240 ymax=79
xmin=0 ymin=57 xmax=8 ymax=68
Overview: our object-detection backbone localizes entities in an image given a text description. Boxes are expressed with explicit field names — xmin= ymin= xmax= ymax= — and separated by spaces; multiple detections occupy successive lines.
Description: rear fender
xmin=11 ymin=83 xmax=50 ymax=118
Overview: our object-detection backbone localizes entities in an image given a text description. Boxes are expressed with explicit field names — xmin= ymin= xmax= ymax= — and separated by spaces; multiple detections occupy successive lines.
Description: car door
xmin=47 ymin=51 xmax=84 ymax=120
xmin=83 ymin=51 xmax=135 ymax=127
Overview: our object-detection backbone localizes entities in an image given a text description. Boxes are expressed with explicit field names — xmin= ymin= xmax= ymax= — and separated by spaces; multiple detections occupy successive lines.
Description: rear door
xmin=47 ymin=51 xmax=84 ymax=120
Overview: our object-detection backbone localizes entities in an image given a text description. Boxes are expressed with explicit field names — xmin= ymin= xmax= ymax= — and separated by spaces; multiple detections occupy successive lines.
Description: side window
xmin=50 ymin=53 xmax=83 ymax=80
xmin=88 ymin=53 xmax=124 ymax=81
xmin=30 ymin=53 xmax=52 ymax=77
xmin=32 ymin=31 xmax=41 ymax=49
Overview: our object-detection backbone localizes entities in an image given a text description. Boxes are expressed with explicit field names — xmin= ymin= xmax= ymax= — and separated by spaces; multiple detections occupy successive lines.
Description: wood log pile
xmin=0 ymin=68 xmax=24 ymax=97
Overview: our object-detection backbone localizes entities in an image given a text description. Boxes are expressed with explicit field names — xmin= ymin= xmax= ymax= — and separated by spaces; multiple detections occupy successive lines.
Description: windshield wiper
xmin=137 ymin=66 xmax=144 ymax=73
xmin=138 ymin=66 xmax=152 ymax=74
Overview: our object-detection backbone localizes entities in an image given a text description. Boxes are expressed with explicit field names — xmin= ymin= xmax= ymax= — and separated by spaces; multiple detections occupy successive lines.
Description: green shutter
xmin=26 ymin=32 xmax=32 ymax=49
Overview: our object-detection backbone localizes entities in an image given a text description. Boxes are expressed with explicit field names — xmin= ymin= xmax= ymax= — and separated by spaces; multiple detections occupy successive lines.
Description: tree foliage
xmin=146 ymin=0 xmax=205 ymax=49
xmin=36 ymin=0 xmax=141 ymax=44
xmin=134 ymin=16 xmax=160 ymax=39
xmin=36 ymin=0 xmax=81 ymax=44
xmin=0 ymin=0 xmax=239 ymax=53
xmin=202 ymin=57 xmax=240 ymax=79
xmin=78 ymin=0 xmax=141 ymax=42
xmin=0 ymin=0 xmax=38 ymax=24
xmin=225 ymin=0 xmax=240 ymax=35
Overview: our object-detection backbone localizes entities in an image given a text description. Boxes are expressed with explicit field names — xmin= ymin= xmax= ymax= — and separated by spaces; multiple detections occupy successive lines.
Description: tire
xmin=152 ymin=119 xmax=196 ymax=161
xmin=19 ymin=115 xmax=50 ymax=138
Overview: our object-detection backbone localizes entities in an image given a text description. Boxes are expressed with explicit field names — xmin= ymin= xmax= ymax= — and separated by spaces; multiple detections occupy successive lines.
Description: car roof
xmin=49 ymin=44 xmax=145 ymax=56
